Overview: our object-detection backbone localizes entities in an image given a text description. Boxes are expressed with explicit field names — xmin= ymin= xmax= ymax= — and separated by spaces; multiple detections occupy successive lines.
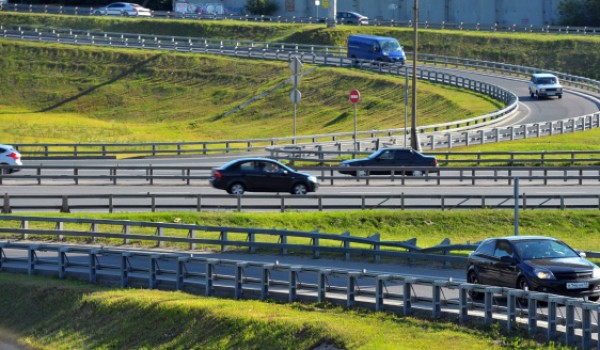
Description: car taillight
xmin=434 ymin=159 xmax=438 ymax=166
xmin=7 ymin=152 xmax=19 ymax=160
xmin=213 ymin=170 xmax=222 ymax=178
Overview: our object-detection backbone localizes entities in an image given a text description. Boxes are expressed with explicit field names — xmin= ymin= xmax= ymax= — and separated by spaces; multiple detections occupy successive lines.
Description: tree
xmin=244 ymin=0 xmax=278 ymax=16
xmin=558 ymin=0 xmax=600 ymax=26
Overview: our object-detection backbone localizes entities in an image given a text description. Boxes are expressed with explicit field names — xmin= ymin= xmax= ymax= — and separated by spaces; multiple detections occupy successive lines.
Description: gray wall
xmin=174 ymin=0 xmax=560 ymax=26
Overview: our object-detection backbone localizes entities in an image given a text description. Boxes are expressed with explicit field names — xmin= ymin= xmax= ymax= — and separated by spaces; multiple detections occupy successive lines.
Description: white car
xmin=0 ymin=144 xmax=22 ymax=173
xmin=93 ymin=2 xmax=152 ymax=17
xmin=528 ymin=73 xmax=563 ymax=99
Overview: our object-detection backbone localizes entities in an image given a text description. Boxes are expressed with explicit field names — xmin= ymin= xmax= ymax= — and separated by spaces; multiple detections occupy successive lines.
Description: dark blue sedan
xmin=467 ymin=236 xmax=600 ymax=301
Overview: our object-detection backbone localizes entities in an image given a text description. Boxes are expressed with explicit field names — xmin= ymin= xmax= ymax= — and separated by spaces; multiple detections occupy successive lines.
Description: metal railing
xmin=0 ymin=215 xmax=474 ymax=264
xmin=2 ymin=192 xmax=600 ymax=213
xmin=2 ymin=3 xmax=600 ymax=36
xmin=1 ymin=241 xmax=600 ymax=349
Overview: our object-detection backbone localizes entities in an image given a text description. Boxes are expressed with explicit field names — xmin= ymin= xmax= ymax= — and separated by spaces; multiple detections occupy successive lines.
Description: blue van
xmin=347 ymin=34 xmax=406 ymax=65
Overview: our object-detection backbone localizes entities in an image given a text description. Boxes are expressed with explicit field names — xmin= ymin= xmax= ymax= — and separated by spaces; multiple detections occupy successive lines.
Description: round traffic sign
xmin=349 ymin=89 xmax=360 ymax=103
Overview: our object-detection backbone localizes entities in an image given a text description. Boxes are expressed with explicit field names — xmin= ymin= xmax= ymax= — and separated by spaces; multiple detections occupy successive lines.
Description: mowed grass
xmin=0 ymin=273 xmax=566 ymax=349
xmin=0 ymin=39 xmax=500 ymax=144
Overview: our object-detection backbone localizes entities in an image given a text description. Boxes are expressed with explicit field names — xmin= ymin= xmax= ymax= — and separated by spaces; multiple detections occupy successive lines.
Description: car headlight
xmin=540 ymin=88 xmax=546 ymax=92
xmin=308 ymin=176 xmax=317 ymax=183
xmin=340 ymin=163 xmax=349 ymax=167
xmin=593 ymin=267 xmax=600 ymax=279
xmin=534 ymin=268 xmax=555 ymax=280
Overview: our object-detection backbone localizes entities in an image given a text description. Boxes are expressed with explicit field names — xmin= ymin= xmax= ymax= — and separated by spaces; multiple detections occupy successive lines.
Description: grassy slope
xmin=0 ymin=274 xmax=557 ymax=350
xmin=0 ymin=39 xmax=499 ymax=143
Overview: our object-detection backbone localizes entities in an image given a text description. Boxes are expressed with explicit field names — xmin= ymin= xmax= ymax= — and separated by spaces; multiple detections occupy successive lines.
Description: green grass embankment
xmin=0 ymin=39 xmax=499 ymax=144
xmin=0 ymin=274 xmax=564 ymax=349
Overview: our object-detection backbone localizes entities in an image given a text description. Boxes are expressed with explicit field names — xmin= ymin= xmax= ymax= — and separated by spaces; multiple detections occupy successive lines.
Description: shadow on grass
xmin=37 ymin=54 xmax=162 ymax=113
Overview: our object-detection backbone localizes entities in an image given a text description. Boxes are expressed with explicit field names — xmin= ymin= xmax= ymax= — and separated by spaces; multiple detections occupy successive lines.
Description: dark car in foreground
xmin=467 ymin=236 xmax=600 ymax=301
xmin=209 ymin=158 xmax=318 ymax=195
xmin=338 ymin=148 xmax=438 ymax=176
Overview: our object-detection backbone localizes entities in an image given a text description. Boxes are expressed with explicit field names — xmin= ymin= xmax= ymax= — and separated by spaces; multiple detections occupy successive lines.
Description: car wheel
xmin=529 ymin=91 xmax=534 ymax=98
xmin=291 ymin=183 xmax=308 ymax=195
xmin=227 ymin=183 xmax=245 ymax=195
xmin=536 ymin=93 xmax=541 ymax=100
xmin=467 ymin=272 xmax=483 ymax=300
xmin=558 ymin=95 xmax=563 ymax=99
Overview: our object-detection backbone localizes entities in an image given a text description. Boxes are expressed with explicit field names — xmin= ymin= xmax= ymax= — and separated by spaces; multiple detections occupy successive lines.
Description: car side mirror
xmin=500 ymin=255 xmax=514 ymax=264
xmin=579 ymin=251 xmax=587 ymax=258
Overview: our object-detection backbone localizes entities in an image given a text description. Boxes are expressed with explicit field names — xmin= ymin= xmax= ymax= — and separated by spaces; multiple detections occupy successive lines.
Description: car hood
xmin=340 ymin=158 xmax=369 ymax=166
xmin=525 ymin=257 xmax=596 ymax=272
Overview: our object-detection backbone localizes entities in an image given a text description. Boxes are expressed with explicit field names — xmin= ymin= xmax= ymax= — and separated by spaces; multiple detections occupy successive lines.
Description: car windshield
xmin=381 ymin=40 xmax=401 ymax=52
xmin=537 ymin=77 xmax=556 ymax=84
xmin=513 ymin=240 xmax=579 ymax=260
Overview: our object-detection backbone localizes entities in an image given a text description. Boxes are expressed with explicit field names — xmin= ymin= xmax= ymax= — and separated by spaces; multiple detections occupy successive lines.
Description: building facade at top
xmin=173 ymin=0 xmax=561 ymax=27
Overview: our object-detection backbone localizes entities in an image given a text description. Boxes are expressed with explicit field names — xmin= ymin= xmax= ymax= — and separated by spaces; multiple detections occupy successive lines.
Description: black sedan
xmin=338 ymin=148 xmax=438 ymax=176
xmin=209 ymin=158 xmax=318 ymax=195
xmin=467 ymin=236 xmax=600 ymax=301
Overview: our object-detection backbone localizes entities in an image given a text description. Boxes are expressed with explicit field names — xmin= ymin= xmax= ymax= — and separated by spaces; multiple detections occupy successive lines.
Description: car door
xmin=370 ymin=149 xmax=396 ymax=174
xmin=261 ymin=161 xmax=292 ymax=192
xmin=107 ymin=3 xmax=124 ymax=15
xmin=470 ymin=240 xmax=496 ymax=285
xmin=392 ymin=149 xmax=414 ymax=175
xmin=488 ymin=240 xmax=519 ymax=287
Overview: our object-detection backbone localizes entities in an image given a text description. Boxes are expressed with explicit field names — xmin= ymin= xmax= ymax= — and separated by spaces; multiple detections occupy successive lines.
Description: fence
xmin=2 ymin=192 xmax=600 ymax=213
xmin=3 ymin=3 xmax=600 ymax=36
xmin=1 ymin=241 xmax=600 ymax=349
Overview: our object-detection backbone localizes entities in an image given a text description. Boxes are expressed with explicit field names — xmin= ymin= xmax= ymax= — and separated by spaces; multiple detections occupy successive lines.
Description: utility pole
xmin=410 ymin=0 xmax=420 ymax=151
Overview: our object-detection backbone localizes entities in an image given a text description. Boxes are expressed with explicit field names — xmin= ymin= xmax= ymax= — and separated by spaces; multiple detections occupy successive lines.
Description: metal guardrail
xmin=0 ymin=215 xmax=474 ymax=264
xmin=1 ymin=241 xmax=600 ymax=349
xmin=0 ymin=24 xmax=518 ymax=158
xmin=2 ymin=3 xmax=600 ymax=36
xmin=1 ymin=165 xmax=600 ymax=187
xmin=2 ymin=192 xmax=600 ymax=213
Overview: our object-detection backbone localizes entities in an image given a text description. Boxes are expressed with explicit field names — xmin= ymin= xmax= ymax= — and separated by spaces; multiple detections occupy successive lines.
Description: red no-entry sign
xmin=349 ymin=89 xmax=360 ymax=104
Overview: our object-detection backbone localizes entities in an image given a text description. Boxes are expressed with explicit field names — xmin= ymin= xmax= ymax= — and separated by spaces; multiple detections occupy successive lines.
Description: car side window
xmin=493 ymin=240 xmax=513 ymax=258
xmin=239 ymin=162 xmax=255 ymax=171
xmin=379 ymin=150 xmax=394 ymax=160
xmin=475 ymin=240 xmax=495 ymax=257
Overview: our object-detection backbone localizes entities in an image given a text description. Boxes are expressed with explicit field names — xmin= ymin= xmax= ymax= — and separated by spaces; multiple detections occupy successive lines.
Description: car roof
xmin=217 ymin=157 xmax=282 ymax=168
xmin=486 ymin=236 xmax=560 ymax=242
xmin=531 ymin=73 xmax=558 ymax=79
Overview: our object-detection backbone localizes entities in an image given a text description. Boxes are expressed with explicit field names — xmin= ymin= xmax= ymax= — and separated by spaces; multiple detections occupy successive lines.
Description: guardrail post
xmin=446 ymin=133 xmax=452 ymax=148
xmin=61 ymin=196 xmax=70 ymax=213
xmin=506 ymin=290 xmax=525 ymax=331
xmin=58 ymin=248 xmax=67 ymax=279
xmin=527 ymin=293 xmax=539 ymax=336
xmin=89 ymin=250 xmax=97 ymax=283
xmin=318 ymin=269 xmax=330 ymax=303
xmin=123 ymin=225 xmax=130 ymax=245
xmin=21 ymin=220 xmax=29 ymax=240
xmin=432 ymin=281 xmax=443 ymax=317
xmin=289 ymin=267 xmax=299 ymax=302
xmin=478 ymin=130 xmax=484 ymax=144
xmin=509 ymin=126 xmax=514 ymax=141
xmin=342 ymin=232 xmax=350 ymax=260
xmin=546 ymin=296 xmax=564 ymax=340
xmin=559 ymin=121 xmax=564 ymax=134
xmin=565 ymin=300 xmax=576 ymax=347
xmin=484 ymin=287 xmax=501 ymax=325
xmin=188 ymin=229 xmax=196 ymax=250
xmin=120 ymin=253 xmax=129 ymax=288
xmin=149 ymin=255 xmax=158 ymax=289
xmin=375 ymin=275 xmax=388 ymax=312
xmin=581 ymin=302 xmax=594 ymax=350
xmin=261 ymin=264 xmax=271 ymax=300
xmin=156 ymin=227 xmax=163 ymax=248
xmin=402 ymin=278 xmax=415 ymax=316
xmin=312 ymin=233 xmax=319 ymax=258
xmin=280 ymin=232 xmax=287 ymax=255
xmin=2 ymin=193 xmax=11 ymax=214
xmin=347 ymin=272 xmax=360 ymax=308
xmin=371 ymin=233 xmax=380 ymax=263
xmin=175 ymin=257 xmax=186 ymax=291
xmin=220 ymin=231 xmax=228 ymax=252
xmin=55 ymin=221 xmax=64 ymax=241
xmin=248 ymin=230 xmax=255 ymax=253
xmin=235 ymin=262 xmax=246 ymax=299
xmin=458 ymin=285 xmax=470 ymax=324
xmin=27 ymin=246 xmax=37 ymax=275
xmin=205 ymin=259 xmax=216 ymax=297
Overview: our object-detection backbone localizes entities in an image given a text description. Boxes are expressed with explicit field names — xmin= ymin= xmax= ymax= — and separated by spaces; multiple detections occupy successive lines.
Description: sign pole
xmin=293 ymin=102 xmax=297 ymax=144
xmin=353 ymin=103 xmax=357 ymax=150
xmin=514 ymin=176 xmax=519 ymax=236
xmin=404 ymin=65 xmax=408 ymax=148
xmin=348 ymin=89 xmax=361 ymax=151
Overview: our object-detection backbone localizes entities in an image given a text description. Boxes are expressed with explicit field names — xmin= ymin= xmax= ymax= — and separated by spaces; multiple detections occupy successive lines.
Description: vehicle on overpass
xmin=338 ymin=148 xmax=438 ymax=176
xmin=467 ymin=236 xmax=600 ymax=301
xmin=93 ymin=2 xmax=152 ymax=17
xmin=209 ymin=158 xmax=318 ymax=195
xmin=0 ymin=144 xmax=22 ymax=173
xmin=347 ymin=34 xmax=406 ymax=65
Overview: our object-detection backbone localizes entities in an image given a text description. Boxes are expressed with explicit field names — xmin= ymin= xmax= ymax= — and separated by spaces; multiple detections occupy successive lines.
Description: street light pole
xmin=410 ymin=0 xmax=419 ymax=151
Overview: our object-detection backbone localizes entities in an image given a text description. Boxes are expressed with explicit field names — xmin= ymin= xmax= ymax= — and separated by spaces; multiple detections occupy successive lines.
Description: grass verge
xmin=0 ymin=273 xmax=568 ymax=349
